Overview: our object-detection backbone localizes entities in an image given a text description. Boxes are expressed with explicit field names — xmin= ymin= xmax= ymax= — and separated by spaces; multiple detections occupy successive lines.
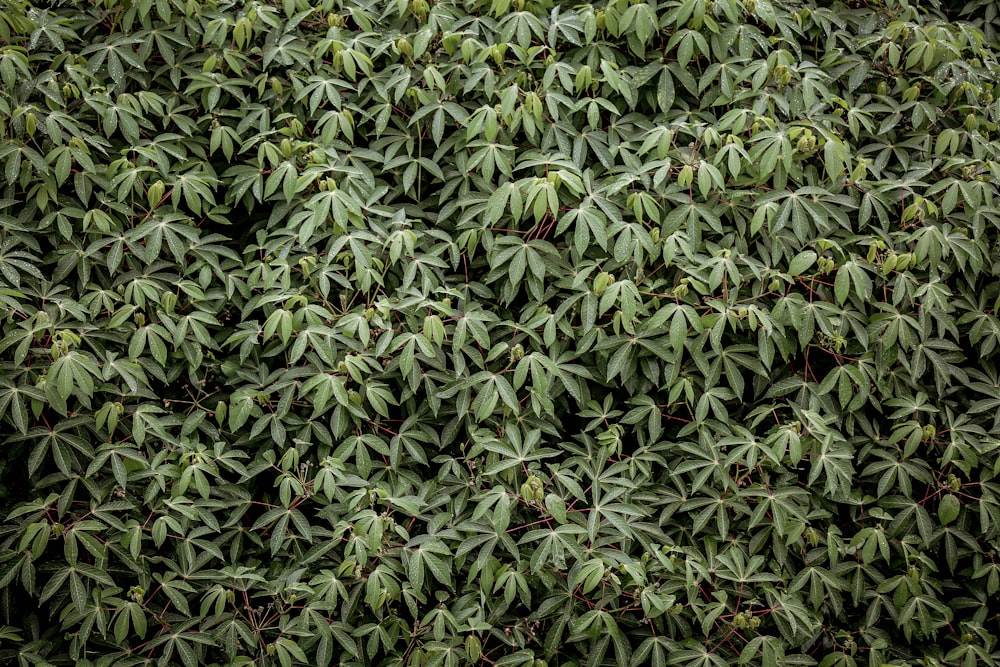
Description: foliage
xmin=3 ymin=0 xmax=1000 ymax=664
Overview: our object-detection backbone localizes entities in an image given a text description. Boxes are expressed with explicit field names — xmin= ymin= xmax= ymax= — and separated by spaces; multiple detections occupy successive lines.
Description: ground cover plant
xmin=2 ymin=0 xmax=1000 ymax=664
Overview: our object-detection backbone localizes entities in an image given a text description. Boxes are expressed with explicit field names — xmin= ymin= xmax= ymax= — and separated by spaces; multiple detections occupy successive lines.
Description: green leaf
xmin=788 ymin=250 xmax=817 ymax=277
xmin=938 ymin=494 xmax=960 ymax=525
xmin=545 ymin=493 xmax=567 ymax=524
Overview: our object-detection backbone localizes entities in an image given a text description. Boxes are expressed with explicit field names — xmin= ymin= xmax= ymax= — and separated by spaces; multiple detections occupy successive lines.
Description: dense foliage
xmin=3 ymin=0 xmax=1000 ymax=664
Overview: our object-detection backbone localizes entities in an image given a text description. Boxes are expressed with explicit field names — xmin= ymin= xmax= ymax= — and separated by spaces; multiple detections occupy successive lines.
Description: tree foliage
xmin=3 ymin=0 xmax=1000 ymax=664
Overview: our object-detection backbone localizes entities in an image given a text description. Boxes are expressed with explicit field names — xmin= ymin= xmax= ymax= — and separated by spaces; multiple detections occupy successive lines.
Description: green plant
xmin=3 ymin=0 xmax=1000 ymax=665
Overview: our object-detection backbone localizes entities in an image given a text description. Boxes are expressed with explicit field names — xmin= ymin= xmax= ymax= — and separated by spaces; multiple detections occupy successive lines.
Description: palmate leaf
xmin=0 ymin=378 xmax=41 ymax=434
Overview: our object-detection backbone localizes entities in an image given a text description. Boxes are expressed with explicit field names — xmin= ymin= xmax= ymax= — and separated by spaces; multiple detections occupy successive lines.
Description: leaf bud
xmin=649 ymin=227 xmax=660 ymax=243
xmin=161 ymin=291 xmax=177 ymax=314
xmin=593 ymin=271 xmax=614 ymax=294
xmin=396 ymin=37 xmax=413 ymax=58
xmin=595 ymin=9 xmax=605 ymax=29
xmin=461 ymin=39 xmax=477 ymax=63
xmin=702 ymin=127 xmax=720 ymax=148
xmin=867 ymin=243 xmax=880 ymax=263
xmin=922 ymin=424 xmax=936 ymax=442
xmin=147 ymin=179 xmax=166 ymax=208
xmin=25 ymin=112 xmax=36 ymax=138
xmin=965 ymin=113 xmax=978 ymax=132
xmin=510 ymin=343 xmax=524 ymax=362
xmin=877 ymin=81 xmax=888 ymax=96
xmin=214 ymin=401 xmax=227 ymax=426
xmin=947 ymin=473 xmax=961 ymax=492
xmin=234 ymin=17 xmax=253 ymax=48
xmin=128 ymin=586 xmax=145 ymax=603
xmin=677 ymin=164 xmax=694 ymax=188
xmin=531 ymin=92 xmax=544 ymax=117
xmin=520 ymin=474 xmax=544 ymax=502
xmin=134 ymin=311 xmax=145 ymax=327
xmin=410 ymin=0 xmax=429 ymax=18
xmin=465 ymin=635 xmax=482 ymax=661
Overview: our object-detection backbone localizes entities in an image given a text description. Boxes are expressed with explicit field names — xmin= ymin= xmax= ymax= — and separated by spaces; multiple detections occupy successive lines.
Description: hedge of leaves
xmin=4 ymin=0 xmax=1000 ymax=664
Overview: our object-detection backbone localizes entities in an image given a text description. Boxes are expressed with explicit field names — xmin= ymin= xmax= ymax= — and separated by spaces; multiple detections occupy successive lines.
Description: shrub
xmin=2 ymin=0 xmax=1000 ymax=665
